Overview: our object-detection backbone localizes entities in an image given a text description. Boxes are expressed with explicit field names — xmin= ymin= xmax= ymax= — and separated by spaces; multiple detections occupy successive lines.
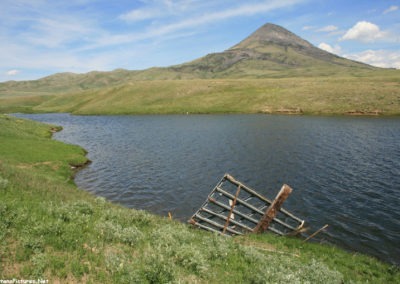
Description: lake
xmin=15 ymin=113 xmax=400 ymax=265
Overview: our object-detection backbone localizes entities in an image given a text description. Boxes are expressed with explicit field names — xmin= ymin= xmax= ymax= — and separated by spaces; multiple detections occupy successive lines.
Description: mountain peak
xmin=230 ymin=23 xmax=313 ymax=50
xmin=174 ymin=22 xmax=373 ymax=77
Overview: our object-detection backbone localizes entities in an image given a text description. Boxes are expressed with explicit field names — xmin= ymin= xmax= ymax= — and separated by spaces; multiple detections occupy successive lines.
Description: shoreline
xmin=8 ymin=110 xmax=400 ymax=117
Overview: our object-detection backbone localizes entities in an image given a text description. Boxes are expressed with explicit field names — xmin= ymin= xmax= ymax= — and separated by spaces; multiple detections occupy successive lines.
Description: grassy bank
xmin=1 ymin=75 xmax=400 ymax=116
xmin=1 ymin=114 xmax=399 ymax=283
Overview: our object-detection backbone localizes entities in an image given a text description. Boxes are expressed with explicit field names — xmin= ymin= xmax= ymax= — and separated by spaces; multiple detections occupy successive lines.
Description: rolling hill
xmin=0 ymin=23 xmax=399 ymax=115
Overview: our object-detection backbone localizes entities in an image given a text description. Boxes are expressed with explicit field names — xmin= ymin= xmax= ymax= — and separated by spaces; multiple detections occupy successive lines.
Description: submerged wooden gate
xmin=189 ymin=174 xmax=304 ymax=236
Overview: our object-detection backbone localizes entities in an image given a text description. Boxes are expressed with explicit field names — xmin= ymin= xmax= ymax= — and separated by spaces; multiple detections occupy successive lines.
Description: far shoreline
xmin=8 ymin=110 xmax=400 ymax=118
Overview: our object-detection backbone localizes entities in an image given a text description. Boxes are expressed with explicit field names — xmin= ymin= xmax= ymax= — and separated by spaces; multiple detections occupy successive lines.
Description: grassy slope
xmin=0 ymin=66 xmax=399 ymax=116
xmin=26 ymin=73 xmax=400 ymax=115
xmin=1 ymin=115 xmax=399 ymax=283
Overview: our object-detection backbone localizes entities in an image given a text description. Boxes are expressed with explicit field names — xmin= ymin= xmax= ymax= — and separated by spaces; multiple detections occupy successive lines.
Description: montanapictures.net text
xmin=0 ymin=280 xmax=48 ymax=284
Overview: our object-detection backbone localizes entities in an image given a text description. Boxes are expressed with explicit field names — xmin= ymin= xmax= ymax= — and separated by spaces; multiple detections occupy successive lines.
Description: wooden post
xmin=253 ymin=184 xmax=292 ymax=233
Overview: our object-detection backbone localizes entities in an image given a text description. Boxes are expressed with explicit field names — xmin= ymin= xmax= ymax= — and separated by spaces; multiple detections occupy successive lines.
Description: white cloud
xmin=344 ymin=50 xmax=400 ymax=69
xmin=318 ymin=41 xmax=400 ymax=69
xmin=119 ymin=8 xmax=163 ymax=22
xmin=341 ymin=21 xmax=388 ymax=42
xmin=383 ymin=5 xmax=398 ymax=14
xmin=23 ymin=17 xmax=98 ymax=48
xmin=302 ymin=25 xmax=314 ymax=31
xmin=119 ymin=0 xmax=204 ymax=22
xmin=317 ymin=25 xmax=338 ymax=32
xmin=0 ymin=37 xmax=116 ymax=75
xmin=318 ymin=42 xmax=341 ymax=55
xmin=6 ymin=69 xmax=19 ymax=76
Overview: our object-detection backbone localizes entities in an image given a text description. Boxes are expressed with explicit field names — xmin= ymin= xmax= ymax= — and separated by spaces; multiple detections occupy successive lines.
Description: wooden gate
xmin=189 ymin=174 xmax=305 ymax=236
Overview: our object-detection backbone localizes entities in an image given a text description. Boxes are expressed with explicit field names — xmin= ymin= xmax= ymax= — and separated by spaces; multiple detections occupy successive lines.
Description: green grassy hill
xmin=1 ymin=114 xmax=399 ymax=282
xmin=1 ymin=75 xmax=398 ymax=115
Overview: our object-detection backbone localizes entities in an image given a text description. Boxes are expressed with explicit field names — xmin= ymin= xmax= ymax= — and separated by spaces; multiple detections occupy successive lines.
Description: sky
xmin=1 ymin=0 xmax=399 ymax=82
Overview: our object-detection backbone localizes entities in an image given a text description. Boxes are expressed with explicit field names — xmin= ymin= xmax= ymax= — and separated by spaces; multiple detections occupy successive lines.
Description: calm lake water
xmin=15 ymin=113 xmax=400 ymax=265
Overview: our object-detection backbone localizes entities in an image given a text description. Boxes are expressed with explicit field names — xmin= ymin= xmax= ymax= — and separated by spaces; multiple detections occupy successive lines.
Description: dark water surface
xmin=15 ymin=113 xmax=400 ymax=265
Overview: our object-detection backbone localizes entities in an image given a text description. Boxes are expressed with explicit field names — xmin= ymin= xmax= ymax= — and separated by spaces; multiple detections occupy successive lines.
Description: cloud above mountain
xmin=345 ymin=50 xmax=400 ymax=69
xmin=318 ymin=43 xmax=341 ymax=55
xmin=341 ymin=21 xmax=389 ymax=43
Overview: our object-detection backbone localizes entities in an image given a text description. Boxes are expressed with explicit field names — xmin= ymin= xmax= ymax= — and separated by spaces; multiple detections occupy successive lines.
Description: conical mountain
xmin=172 ymin=23 xmax=374 ymax=77
xmin=232 ymin=23 xmax=314 ymax=50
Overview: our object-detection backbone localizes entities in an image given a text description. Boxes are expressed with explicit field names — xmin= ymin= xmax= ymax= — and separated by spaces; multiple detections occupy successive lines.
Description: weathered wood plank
xmin=200 ymin=207 xmax=254 ymax=232
xmin=194 ymin=214 xmax=243 ymax=235
xmin=253 ymin=184 xmax=292 ymax=233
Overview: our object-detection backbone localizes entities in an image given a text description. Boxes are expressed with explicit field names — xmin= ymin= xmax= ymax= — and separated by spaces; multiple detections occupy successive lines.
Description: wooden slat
xmin=267 ymin=226 xmax=285 ymax=236
xmin=222 ymin=185 xmax=241 ymax=234
xmin=200 ymin=207 xmax=254 ymax=232
xmin=189 ymin=219 xmax=224 ymax=235
xmin=194 ymin=214 xmax=243 ymax=235
xmin=215 ymin=187 xmax=265 ymax=215
xmin=225 ymin=174 xmax=273 ymax=204
xmin=208 ymin=197 xmax=259 ymax=225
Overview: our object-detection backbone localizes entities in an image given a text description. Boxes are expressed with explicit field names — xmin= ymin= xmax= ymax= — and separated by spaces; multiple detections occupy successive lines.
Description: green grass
xmin=0 ymin=95 xmax=51 ymax=114
xmin=1 ymin=74 xmax=399 ymax=116
xmin=0 ymin=114 xmax=399 ymax=283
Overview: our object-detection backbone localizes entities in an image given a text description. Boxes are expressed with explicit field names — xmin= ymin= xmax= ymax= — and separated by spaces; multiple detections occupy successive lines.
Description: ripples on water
xmin=15 ymin=113 xmax=400 ymax=265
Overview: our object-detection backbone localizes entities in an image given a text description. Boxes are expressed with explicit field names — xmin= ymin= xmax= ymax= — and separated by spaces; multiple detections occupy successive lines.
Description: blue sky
xmin=1 ymin=0 xmax=399 ymax=82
